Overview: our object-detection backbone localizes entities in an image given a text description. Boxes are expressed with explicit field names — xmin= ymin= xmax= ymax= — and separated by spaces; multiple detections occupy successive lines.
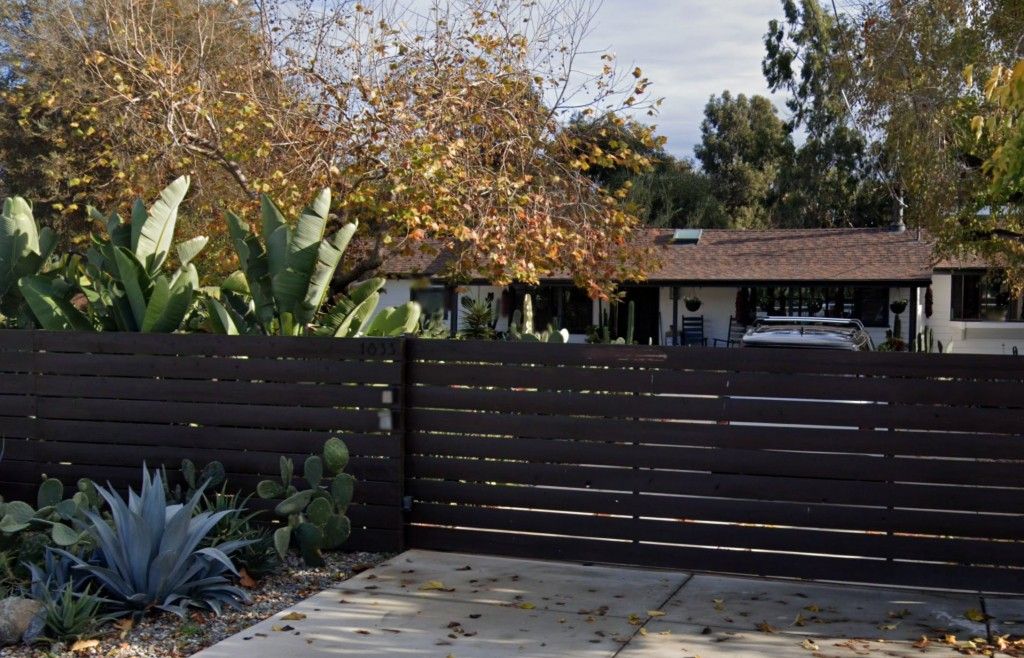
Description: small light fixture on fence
xmin=378 ymin=409 xmax=393 ymax=431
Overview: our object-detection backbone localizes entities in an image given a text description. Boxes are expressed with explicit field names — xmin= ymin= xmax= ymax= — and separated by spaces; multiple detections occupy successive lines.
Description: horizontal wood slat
xmin=411 ymin=362 xmax=1024 ymax=408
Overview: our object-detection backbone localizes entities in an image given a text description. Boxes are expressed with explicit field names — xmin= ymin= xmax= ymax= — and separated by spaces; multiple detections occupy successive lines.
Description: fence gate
xmin=405 ymin=339 xmax=1024 ymax=594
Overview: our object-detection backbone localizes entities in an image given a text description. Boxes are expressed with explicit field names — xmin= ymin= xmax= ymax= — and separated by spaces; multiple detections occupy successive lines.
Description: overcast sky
xmin=584 ymin=0 xmax=787 ymax=160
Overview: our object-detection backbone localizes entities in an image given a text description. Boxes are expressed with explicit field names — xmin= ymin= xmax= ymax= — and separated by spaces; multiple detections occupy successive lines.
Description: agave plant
xmin=0 ymin=195 xmax=58 ymax=327
xmin=33 ymin=582 xmax=119 ymax=643
xmin=19 ymin=176 xmax=206 ymax=332
xmin=205 ymin=189 xmax=421 ymax=337
xmin=54 ymin=468 xmax=250 ymax=617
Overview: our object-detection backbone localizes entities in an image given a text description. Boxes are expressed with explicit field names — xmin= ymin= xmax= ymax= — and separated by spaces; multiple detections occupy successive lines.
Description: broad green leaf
xmin=272 ymin=189 xmax=330 ymax=318
xmin=315 ymin=277 xmax=385 ymax=336
xmin=204 ymin=297 xmax=239 ymax=335
xmin=363 ymin=301 xmax=422 ymax=336
xmin=226 ymin=210 xmax=274 ymax=331
xmin=299 ymin=224 xmax=356 ymax=327
xmin=333 ymin=291 xmax=380 ymax=337
xmin=18 ymin=276 xmax=93 ymax=331
xmin=175 ymin=236 xmax=208 ymax=268
xmin=132 ymin=175 xmax=189 ymax=274
xmin=112 ymin=247 xmax=149 ymax=330
xmin=141 ymin=272 xmax=193 ymax=332
xmin=259 ymin=195 xmax=287 ymax=249
xmin=221 ymin=270 xmax=250 ymax=295
xmin=0 ymin=197 xmax=38 ymax=295
xmin=266 ymin=225 xmax=290 ymax=283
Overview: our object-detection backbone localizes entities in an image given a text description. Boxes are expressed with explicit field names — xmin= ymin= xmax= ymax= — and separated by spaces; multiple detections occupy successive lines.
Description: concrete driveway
xmin=194 ymin=550 xmax=1023 ymax=657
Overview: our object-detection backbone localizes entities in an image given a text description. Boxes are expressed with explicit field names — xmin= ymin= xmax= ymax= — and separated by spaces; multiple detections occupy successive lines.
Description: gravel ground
xmin=0 ymin=551 xmax=390 ymax=658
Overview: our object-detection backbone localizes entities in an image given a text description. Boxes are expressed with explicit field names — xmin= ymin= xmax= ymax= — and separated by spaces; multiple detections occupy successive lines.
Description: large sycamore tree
xmin=0 ymin=0 xmax=657 ymax=298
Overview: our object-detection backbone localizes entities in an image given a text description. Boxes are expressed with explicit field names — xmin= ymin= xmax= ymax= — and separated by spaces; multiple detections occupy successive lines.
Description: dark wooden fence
xmin=0 ymin=331 xmax=404 ymax=552
xmin=2 ymin=330 xmax=1023 ymax=593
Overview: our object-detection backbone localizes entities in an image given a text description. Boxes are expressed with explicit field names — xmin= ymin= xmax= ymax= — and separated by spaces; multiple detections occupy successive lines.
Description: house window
xmin=752 ymin=286 xmax=888 ymax=327
xmin=517 ymin=286 xmax=593 ymax=333
xmin=854 ymin=287 xmax=889 ymax=327
xmin=411 ymin=287 xmax=447 ymax=318
xmin=951 ymin=272 xmax=1024 ymax=321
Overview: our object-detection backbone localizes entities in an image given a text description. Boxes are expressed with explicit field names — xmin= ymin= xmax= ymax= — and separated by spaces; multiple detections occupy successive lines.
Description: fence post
xmin=397 ymin=335 xmax=412 ymax=551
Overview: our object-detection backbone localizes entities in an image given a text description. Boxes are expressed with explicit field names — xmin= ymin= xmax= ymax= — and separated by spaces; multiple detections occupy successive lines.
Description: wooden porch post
xmin=908 ymin=286 xmax=919 ymax=350
xmin=671 ymin=286 xmax=679 ymax=346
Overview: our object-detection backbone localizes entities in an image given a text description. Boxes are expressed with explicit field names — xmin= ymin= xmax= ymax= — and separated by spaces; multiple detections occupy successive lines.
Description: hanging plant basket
xmin=889 ymin=299 xmax=908 ymax=315
xmin=684 ymin=297 xmax=702 ymax=313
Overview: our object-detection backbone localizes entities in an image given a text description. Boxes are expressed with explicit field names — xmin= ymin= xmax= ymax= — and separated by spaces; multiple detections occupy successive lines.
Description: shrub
xmin=55 ymin=468 xmax=251 ymax=617
xmin=199 ymin=491 xmax=280 ymax=579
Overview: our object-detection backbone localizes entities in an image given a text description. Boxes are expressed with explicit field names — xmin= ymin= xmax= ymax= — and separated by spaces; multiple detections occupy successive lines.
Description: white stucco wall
xmin=922 ymin=274 xmax=1024 ymax=355
xmin=658 ymin=286 xmax=737 ymax=345
xmin=377 ymin=279 xmax=413 ymax=315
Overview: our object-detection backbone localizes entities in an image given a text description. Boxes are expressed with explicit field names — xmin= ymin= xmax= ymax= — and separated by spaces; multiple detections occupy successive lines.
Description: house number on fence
xmin=360 ymin=340 xmax=398 ymax=357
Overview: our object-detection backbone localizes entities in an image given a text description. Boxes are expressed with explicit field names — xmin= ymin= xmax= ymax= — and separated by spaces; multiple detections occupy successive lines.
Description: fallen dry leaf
xmin=114 ymin=618 xmax=133 ymax=638
xmin=238 ymin=568 xmax=257 ymax=589
xmin=965 ymin=608 xmax=988 ymax=622
xmin=912 ymin=636 xmax=930 ymax=649
xmin=800 ymin=638 xmax=819 ymax=651
xmin=756 ymin=621 xmax=777 ymax=633
xmin=647 ymin=610 xmax=665 ymax=617
xmin=281 ymin=612 xmax=307 ymax=621
xmin=517 ymin=602 xmax=535 ymax=610
xmin=420 ymin=580 xmax=455 ymax=592
xmin=70 ymin=639 xmax=100 ymax=653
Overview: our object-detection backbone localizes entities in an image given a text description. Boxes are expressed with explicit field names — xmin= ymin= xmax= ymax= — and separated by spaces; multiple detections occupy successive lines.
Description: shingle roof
xmin=637 ymin=228 xmax=935 ymax=283
xmin=377 ymin=227 xmax=937 ymax=284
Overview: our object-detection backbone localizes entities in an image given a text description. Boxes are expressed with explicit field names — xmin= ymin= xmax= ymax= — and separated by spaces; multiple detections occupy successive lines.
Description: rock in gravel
xmin=0 ymin=597 xmax=42 ymax=645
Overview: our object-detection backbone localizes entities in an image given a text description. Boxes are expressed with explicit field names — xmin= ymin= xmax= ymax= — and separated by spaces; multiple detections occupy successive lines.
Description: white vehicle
xmin=741 ymin=316 xmax=874 ymax=351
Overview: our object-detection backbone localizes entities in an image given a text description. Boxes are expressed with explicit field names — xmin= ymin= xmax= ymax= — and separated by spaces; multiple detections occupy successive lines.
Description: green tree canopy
xmin=695 ymin=92 xmax=793 ymax=228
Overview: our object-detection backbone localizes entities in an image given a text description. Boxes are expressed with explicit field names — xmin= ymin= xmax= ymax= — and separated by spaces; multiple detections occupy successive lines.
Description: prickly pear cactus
xmin=256 ymin=437 xmax=355 ymax=566
xmin=0 ymin=477 xmax=99 ymax=550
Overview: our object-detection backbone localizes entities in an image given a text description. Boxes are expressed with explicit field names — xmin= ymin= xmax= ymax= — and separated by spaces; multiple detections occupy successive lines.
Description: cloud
xmin=584 ymin=0 xmax=789 ymax=159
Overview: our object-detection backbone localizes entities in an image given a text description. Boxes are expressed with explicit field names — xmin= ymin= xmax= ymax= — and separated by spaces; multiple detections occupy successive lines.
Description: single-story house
xmin=374 ymin=226 xmax=1024 ymax=354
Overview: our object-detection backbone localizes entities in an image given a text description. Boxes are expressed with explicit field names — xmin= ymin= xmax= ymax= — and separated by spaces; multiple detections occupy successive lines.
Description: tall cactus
xmin=588 ymin=300 xmax=634 ymax=345
xmin=915 ymin=326 xmax=935 ymax=353
xmin=509 ymin=293 xmax=567 ymax=343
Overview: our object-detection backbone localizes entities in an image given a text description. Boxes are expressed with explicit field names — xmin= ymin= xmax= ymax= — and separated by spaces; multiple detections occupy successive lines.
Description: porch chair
xmin=680 ymin=315 xmax=707 ymax=346
xmin=713 ymin=316 xmax=748 ymax=347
